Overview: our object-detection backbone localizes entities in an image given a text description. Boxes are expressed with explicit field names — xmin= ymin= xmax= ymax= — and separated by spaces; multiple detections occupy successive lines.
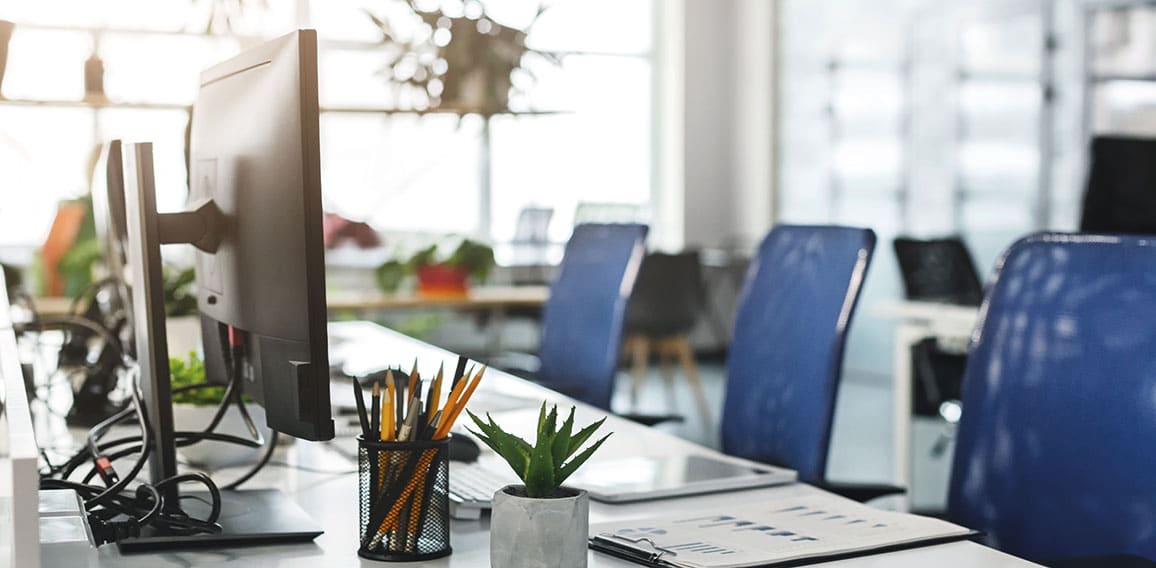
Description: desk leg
xmin=892 ymin=324 xmax=925 ymax=510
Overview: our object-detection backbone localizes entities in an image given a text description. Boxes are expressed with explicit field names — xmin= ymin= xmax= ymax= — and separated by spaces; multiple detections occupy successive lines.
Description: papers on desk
xmin=589 ymin=495 xmax=976 ymax=568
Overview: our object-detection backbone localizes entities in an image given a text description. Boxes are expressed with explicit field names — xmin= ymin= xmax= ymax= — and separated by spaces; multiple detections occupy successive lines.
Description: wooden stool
xmin=623 ymin=334 xmax=711 ymax=424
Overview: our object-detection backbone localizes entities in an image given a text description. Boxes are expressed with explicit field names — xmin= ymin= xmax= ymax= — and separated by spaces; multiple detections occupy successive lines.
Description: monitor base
xmin=116 ymin=489 xmax=322 ymax=553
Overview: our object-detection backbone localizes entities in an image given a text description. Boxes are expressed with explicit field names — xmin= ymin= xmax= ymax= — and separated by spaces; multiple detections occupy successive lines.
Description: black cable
xmin=56 ymin=381 xmax=250 ymax=481
xmin=16 ymin=315 xmax=125 ymax=363
xmin=68 ymin=277 xmax=119 ymax=317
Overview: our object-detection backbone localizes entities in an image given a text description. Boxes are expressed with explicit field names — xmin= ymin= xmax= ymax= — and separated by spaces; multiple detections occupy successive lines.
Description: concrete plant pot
xmin=490 ymin=485 xmax=589 ymax=568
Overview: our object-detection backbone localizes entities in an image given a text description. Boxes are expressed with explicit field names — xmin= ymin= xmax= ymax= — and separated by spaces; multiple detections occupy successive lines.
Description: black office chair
xmin=893 ymin=237 xmax=983 ymax=307
xmin=1081 ymin=135 xmax=1156 ymax=235
xmin=892 ymin=237 xmax=982 ymax=424
xmin=622 ymin=251 xmax=710 ymax=423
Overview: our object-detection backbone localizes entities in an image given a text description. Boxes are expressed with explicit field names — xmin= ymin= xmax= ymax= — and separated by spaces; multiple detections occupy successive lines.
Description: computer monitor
xmin=118 ymin=29 xmax=330 ymax=550
xmin=187 ymin=29 xmax=332 ymax=442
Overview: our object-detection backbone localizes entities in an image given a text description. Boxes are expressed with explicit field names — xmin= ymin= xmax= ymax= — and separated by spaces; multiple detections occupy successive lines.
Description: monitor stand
xmin=116 ymin=490 xmax=322 ymax=553
xmin=119 ymin=143 xmax=322 ymax=552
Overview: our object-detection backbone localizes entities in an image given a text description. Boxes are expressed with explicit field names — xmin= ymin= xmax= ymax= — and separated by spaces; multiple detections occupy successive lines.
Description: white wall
xmin=665 ymin=0 xmax=778 ymax=253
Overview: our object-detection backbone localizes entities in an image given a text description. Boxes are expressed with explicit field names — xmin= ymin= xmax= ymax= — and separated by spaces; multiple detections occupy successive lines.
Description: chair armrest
xmin=812 ymin=481 xmax=906 ymax=503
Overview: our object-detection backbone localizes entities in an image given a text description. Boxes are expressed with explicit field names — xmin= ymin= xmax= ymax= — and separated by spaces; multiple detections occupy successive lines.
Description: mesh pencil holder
xmin=358 ymin=435 xmax=452 ymax=561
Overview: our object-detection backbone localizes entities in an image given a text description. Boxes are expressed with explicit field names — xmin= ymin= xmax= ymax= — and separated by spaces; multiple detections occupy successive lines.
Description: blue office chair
xmin=948 ymin=233 xmax=1156 ymax=565
xmin=535 ymin=223 xmax=648 ymax=410
xmin=721 ymin=225 xmax=887 ymax=499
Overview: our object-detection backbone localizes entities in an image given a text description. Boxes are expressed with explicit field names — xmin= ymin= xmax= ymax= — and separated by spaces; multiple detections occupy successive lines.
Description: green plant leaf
xmin=551 ymin=406 xmax=575 ymax=469
xmin=556 ymin=433 xmax=611 ymax=486
xmin=524 ymin=432 xmax=556 ymax=498
xmin=467 ymin=411 xmax=531 ymax=479
xmin=567 ymin=416 xmax=607 ymax=458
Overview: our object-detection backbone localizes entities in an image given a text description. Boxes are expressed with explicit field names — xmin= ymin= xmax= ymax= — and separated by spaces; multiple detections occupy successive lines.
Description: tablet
xmin=567 ymin=455 xmax=796 ymax=503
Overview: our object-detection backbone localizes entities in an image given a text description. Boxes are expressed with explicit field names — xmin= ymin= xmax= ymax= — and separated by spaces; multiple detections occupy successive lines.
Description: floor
xmin=610 ymin=361 xmax=956 ymax=512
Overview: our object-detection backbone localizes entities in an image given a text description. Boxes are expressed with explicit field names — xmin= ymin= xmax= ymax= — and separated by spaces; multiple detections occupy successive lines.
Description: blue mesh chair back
xmin=948 ymin=233 xmax=1156 ymax=563
xmin=537 ymin=224 xmax=648 ymax=410
xmin=721 ymin=225 xmax=875 ymax=483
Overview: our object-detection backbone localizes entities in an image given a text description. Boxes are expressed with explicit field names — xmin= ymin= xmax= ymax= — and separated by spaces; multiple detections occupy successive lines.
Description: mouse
xmin=448 ymin=434 xmax=481 ymax=463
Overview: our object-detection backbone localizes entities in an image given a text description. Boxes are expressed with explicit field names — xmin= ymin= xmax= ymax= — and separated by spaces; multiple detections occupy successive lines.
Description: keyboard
xmin=448 ymin=461 xmax=520 ymax=520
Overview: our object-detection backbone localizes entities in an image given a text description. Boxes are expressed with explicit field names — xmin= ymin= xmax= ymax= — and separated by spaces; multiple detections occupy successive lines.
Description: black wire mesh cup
xmin=358 ymin=435 xmax=452 ymax=561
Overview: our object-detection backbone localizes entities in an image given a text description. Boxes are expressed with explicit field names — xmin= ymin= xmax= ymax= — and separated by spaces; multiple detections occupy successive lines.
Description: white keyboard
xmin=448 ymin=462 xmax=519 ymax=520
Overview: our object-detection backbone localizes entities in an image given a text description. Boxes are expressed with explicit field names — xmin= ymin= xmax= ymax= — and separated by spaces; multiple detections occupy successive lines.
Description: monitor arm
xmin=157 ymin=197 xmax=223 ymax=253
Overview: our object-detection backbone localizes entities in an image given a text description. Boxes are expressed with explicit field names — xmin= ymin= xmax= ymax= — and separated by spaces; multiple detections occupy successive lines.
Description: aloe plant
xmin=467 ymin=403 xmax=610 ymax=499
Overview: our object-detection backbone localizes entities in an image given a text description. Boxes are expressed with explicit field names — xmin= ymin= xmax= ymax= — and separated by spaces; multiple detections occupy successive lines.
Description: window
xmin=0 ymin=0 xmax=656 ymax=263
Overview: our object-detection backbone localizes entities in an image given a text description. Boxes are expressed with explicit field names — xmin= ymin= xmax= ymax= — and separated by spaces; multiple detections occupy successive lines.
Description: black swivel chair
xmin=622 ymin=251 xmax=711 ymax=424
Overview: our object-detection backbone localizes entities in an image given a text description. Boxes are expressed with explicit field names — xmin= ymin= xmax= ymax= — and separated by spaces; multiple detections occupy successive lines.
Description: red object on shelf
xmin=416 ymin=265 xmax=470 ymax=297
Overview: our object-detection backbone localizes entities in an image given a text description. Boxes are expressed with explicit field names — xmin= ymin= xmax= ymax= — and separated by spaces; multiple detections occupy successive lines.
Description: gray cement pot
xmin=490 ymin=485 xmax=589 ymax=568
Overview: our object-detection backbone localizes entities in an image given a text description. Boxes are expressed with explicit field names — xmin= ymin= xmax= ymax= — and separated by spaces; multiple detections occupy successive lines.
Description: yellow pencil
xmin=408 ymin=359 xmax=419 ymax=402
xmin=435 ymin=366 xmax=485 ymax=439
xmin=384 ymin=371 xmax=396 ymax=441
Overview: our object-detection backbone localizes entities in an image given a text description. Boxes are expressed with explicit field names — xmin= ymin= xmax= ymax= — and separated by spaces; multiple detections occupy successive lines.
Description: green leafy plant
xmin=163 ymin=266 xmax=198 ymax=317
xmin=467 ymin=403 xmax=610 ymax=499
xmin=375 ymin=239 xmax=495 ymax=293
xmin=169 ymin=352 xmax=249 ymax=406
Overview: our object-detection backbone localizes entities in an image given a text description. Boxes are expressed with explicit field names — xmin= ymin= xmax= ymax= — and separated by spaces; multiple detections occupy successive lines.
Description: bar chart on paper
xmin=589 ymin=495 xmax=976 ymax=568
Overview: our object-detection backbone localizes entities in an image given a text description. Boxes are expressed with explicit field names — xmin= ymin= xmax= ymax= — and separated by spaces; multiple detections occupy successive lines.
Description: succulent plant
xmin=467 ymin=403 xmax=610 ymax=499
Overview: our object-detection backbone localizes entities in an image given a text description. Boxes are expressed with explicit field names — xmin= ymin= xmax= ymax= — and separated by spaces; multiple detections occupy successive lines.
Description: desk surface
xmin=82 ymin=322 xmax=1034 ymax=567
xmin=326 ymin=286 xmax=550 ymax=311
xmin=30 ymin=286 xmax=551 ymax=317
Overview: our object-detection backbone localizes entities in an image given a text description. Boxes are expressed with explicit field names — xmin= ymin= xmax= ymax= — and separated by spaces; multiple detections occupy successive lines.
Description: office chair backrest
xmin=624 ymin=251 xmax=705 ymax=337
xmin=948 ymin=233 xmax=1156 ymax=562
xmin=537 ymin=223 xmax=647 ymax=410
xmin=721 ymin=225 xmax=875 ymax=483
xmin=893 ymin=236 xmax=984 ymax=306
xmin=1081 ymin=135 xmax=1156 ymax=235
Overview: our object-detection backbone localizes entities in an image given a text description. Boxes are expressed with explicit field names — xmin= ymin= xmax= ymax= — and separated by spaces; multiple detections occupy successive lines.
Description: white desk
xmin=79 ymin=321 xmax=1031 ymax=567
xmin=871 ymin=301 xmax=980 ymax=495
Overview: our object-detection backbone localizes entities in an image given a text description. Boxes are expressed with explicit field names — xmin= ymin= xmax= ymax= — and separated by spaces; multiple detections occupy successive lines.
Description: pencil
xmin=436 ymin=367 xmax=485 ymax=439
xmin=398 ymin=398 xmax=421 ymax=441
xmin=438 ymin=368 xmax=471 ymax=430
xmin=370 ymin=381 xmax=380 ymax=440
xmin=385 ymin=372 xmax=397 ymax=441
xmin=353 ymin=377 xmax=370 ymax=436
xmin=452 ymin=355 xmax=467 ymax=390
xmin=408 ymin=359 xmax=419 ymax=402
xmin=427 ymin=363 xmax=444 ymax=425
xmin=395 ymin=368 xmax=406 ymax=434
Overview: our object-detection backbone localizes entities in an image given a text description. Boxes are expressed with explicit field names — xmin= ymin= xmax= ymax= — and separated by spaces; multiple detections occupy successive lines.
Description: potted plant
xmin=365 ymin=0 xmax=559 ymax=115
xmin=169 ymin=352 xmax=267 ymax=468
xmin=468 ymin=404 xmax=611 ymax=568
xmin=376 ymin=238 xmax=495 ymax=296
